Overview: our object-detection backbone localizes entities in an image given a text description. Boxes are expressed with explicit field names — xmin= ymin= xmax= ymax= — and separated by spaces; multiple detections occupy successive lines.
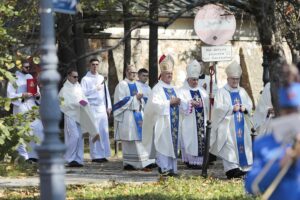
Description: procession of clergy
xmin=9 ymin=54 xmax=257 ymax=178
xmin=12 ymin=52 xmax=300 ymax=191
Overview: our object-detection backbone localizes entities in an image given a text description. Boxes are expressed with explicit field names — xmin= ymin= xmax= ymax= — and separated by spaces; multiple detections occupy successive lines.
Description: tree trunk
xmin=108 ymin=50 xmax=118 ymax=101
xmin=74 ymin=22 xmax=89 ymax=81
xmin=253 ymin=0 xmax=286 ymax=115
xmin=56 ymin=15 xmax=77 ymax=87
xmin=149 ymin=0 xmax=159 ymax=87
xmin=0 ymin=80 xmax=11 ymax=117
xmin=123 ymin=1 xmax=131 ymax=78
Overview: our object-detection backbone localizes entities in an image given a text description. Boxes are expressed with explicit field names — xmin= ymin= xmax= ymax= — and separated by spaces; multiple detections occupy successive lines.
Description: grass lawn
xmin=0 ymin=162 xmax=37 ymax=177
xmin=0 ymin=176 xmax=258 ymax=200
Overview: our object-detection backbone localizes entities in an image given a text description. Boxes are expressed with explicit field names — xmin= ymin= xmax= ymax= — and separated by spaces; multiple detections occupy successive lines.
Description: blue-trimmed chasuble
xmin=229 ymin=92 xmax=248 ymax=167
xmin=190 ymin=90 xmax=205 ymax=157
xmin=112 ymin=83 xmax=143 ymax=141
xmin=163 ymin=87 xmax=179 ymax=157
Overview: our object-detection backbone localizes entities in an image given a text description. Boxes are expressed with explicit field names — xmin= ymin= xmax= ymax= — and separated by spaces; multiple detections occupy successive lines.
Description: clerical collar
xmin=125 ymin=78 xmax=135 ymax=83
xmin=16 ymin=70 xmax=28 ymax=76
xmin=137 ymin=80 xmax=146 ymax=85
xmin=189 ymin=86 xmax=198 ymax=91
xmin=86 ymin=71 xmax=98 ymax=77
xmin=159 ymin=80 xmax=173 ymax=88
xmin=225 ymin=84 xmax=240 ymax=92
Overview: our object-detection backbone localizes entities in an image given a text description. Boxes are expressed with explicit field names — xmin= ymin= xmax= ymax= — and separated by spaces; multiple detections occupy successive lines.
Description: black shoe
xmin=25 ymin=159 xmax=34 ymax=164
xmin=226 ymin=168 xmax=245 ymax=179
xmin=160 ymin=170 xmax=170 ymax=176
xmin=28 ymin=158 xmax=38 ymax=163
xmin=68 ymin=161 xmax=83 ymax=167
xmin=100 ymin=158 xmax=109 ymax=162
xmin=123 ymin=165 xmax=136 ymax=170
xmin=145 ymin=163 xmax=157 ymax=169
xmin=187 ymin=164 xmax=202 ymax=169
xmin=158 ymin=167 xmax=162 ymax=173
xmin=235 ymin=169 xmax=247 ymax=177
xmin=92 ymin=159 xmax=104 ymax=163
xmin=168 ymin=172 xmax=179 ymax=177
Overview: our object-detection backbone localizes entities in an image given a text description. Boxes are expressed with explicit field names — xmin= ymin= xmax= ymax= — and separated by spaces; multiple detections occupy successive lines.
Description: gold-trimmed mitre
xmin=159 ymin=54 xmax=174 ymax=72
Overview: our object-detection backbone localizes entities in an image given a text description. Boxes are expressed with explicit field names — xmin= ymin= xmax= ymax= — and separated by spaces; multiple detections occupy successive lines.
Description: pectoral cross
xmin=194 ymin=94 xmax=199 ymax=102
xmin=234 ymin=98 xmax=240 ymax=105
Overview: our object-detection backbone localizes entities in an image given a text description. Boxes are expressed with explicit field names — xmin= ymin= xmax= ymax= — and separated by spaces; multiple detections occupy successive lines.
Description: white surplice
xmin=253 ymin=82 xmax=273 ymax=136
xmin=59 ymin=80 xmax=98 ymax=164
xmin=210 ymin=84 xmax=253 ymax=172
xmin=113 ymin=78 xmax=154 ymax=168
xmin=142 ymin=80 xmax=181 ymax=173
xmin=179 ymin=81 xmax=209 ymax=165
xmin=136 ymin=81 xmax=151 ymax=99
xmin=7 ymin=71 xmax=44 ymax=160
xmin=81 ymin=71 xmax=112 ymax=159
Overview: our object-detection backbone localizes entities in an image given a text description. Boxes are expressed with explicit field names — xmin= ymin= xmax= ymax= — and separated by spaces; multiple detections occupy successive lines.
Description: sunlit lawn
xmin=0 ymin=176 xmax=258 ymax=200
xmin=0 ymin=130 xmax=258 ymax=199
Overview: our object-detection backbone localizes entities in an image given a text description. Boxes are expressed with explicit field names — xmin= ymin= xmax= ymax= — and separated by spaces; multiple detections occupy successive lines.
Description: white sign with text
xmin=201 ymin=46 xmax=232 ymax=62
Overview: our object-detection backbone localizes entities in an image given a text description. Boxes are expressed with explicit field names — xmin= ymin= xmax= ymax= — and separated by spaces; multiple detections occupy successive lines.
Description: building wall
xmin=88 ymin=17 xmax=292 ymax=107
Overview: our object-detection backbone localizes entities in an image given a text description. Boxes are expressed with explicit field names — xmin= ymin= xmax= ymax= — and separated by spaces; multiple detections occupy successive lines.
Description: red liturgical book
xmin=27 ymin=79 xmax=38 ymax=95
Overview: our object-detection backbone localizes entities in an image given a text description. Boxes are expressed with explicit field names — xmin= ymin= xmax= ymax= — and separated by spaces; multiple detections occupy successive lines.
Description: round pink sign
xmin=194 ymin=4 xmax=236 ymax=45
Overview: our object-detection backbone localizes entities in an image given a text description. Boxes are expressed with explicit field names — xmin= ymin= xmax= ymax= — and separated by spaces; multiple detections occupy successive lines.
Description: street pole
xmin=37 ymin=0 xmax=66 ymax=199
xmin=201 ymin=63 xmax=216 ymax=178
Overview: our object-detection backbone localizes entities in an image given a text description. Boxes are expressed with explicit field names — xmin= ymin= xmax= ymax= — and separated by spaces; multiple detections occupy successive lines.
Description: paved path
xmin=0 ymin=157 xmax=226 ymax=188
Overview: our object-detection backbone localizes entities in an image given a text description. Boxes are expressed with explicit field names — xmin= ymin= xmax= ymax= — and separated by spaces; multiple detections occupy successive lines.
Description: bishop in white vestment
xmin=179 ymin=60 xmax=209 ymax=168
xmin=59 ymin=69 xmax=99 ymax=167
xmin=7 ymin=61 xmax=43 ymax=162
xmin=81 ymin=58 xmax=112 ymax=162
xmin=143 ymin=54 xmax=181 ymax=176
xmin=210 ymin=61 xmax=253 ymax=179
xmin=113 ymin=65 xmax=155 ymax=170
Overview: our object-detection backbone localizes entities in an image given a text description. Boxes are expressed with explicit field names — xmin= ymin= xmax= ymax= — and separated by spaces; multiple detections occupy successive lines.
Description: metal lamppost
xmin=36 ymin=0 xmax=66 ymax=199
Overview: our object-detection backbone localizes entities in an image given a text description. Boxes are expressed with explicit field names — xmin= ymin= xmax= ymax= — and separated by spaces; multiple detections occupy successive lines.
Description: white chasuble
xmin=210 ymin=84 xmax=253 ymax=168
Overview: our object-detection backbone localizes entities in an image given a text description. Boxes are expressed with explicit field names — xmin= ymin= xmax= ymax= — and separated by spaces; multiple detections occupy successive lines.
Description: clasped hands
xmin=136 ymin=93 xmax=143 ymax=100
xmin=170 ymin=96 xmax=181 ymax=106
xmin=191 ymin=99 xmax=203 ymax=108
xmin=22 ymin=92 xmax=40 ymax=99
xmin=233 ymin=104 xmax=246 ymax=113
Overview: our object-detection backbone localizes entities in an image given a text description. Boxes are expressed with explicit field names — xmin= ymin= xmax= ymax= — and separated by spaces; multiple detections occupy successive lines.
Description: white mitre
xmin=159 ymin=54 xmax=174 ymax=72
xmin=186 ymin=60 xmax=201 ymax=78
xmin=225 ymin=61 xmax=242 ymax=78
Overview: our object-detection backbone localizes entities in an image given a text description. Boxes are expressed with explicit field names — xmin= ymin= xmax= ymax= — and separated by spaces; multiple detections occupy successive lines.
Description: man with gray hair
xmin=179 ymin=60 xmax=209 ymax=169
xmin=210 ymin=61 xmax=253 ymax=179
xmin=113 ymin=64 xmax=155 ymax=170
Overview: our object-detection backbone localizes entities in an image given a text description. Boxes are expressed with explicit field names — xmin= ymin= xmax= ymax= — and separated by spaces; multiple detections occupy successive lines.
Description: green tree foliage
xmin=0 ymin=1 xmax=40 ymax=162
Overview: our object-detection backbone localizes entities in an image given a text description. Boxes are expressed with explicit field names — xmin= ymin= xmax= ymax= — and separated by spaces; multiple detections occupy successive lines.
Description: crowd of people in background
xmin=8 ymin=56 xmax=300 ymax=199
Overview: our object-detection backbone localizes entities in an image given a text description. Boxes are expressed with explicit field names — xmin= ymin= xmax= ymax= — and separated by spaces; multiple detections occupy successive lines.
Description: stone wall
xmin=87 ymin=17 xmax=292 ymax=107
